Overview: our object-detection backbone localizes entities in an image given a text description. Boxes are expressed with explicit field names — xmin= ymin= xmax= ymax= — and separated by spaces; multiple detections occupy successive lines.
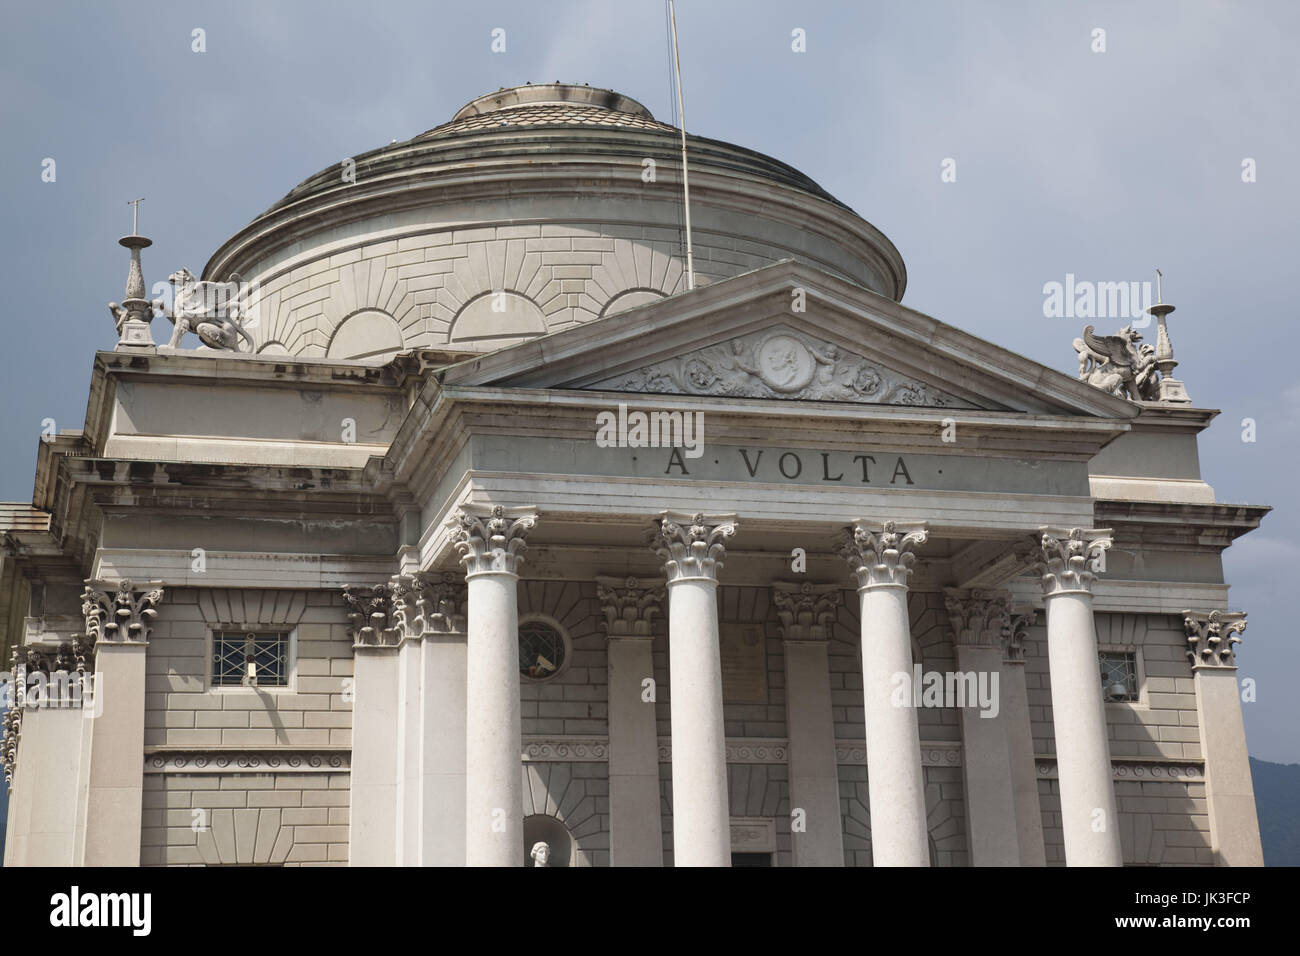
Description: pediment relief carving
xmin=586 ymin=326 xmax=975 ymax=407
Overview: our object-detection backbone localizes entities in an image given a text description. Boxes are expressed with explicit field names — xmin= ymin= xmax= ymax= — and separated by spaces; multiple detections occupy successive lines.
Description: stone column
xmin=598 ymin=576 xmax=665 ymax=866
xmin=79 ymin=580 xmax=163 ymax=866
xmin=1183 ymin=610 xmax=1264 ymax=866
xmin=1035 ymin=527 xmax=1122 ymax=866
xmin=452 ymin=504 xmax=537 ymax=867
xmin=415 ymin=573 xmax=468 ymax=866
xmin=944 ymin=588 xmax=1020 ymax=866
xmin=773 ymin=582 xmax=845 ymax=866
xmin=1002 ymin=611 xmax=1047 ymax=866
xmin=652 ymin=511 xmax=737 ymax=867
xmin=842 ymin=521 xmax=930 ymax=867
xmin=390 ymin=578 xmax=423 ymax=867
xmin=344 ymin=584 xmax=401 ymax=866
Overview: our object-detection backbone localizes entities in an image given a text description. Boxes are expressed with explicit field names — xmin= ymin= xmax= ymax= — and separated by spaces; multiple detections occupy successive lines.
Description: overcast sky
xmin=1 ymin=0 xmax=1296 ymax=761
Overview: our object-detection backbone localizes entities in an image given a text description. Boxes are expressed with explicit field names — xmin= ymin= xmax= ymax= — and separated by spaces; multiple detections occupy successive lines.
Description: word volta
xmin=662 ymin=446 xmax=915 ymax=484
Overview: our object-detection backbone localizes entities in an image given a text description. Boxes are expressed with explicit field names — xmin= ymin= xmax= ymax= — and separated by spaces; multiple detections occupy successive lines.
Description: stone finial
xmin=1183 ymin=609 xmax=1247 ymax=669
xmin=1034 ymin=528 xmax=1112 ymax=596
xmin=651 ymin=511 xmax=737 ymax=583
xmin=342 ymin=584 xmax=400 ymax=647
xmin=80 ymin=580 xmax=164 ymax=645
xmin=450 ymin=504 xmax=538 ymax=576
xmin=944 ymin=588 xmax=1012 ymax=648
xmin=107 ymin=201 xmax=160 ymax=349
xmin=595 ymin=576 xmax=664 ymax=638
xmin=841 ymin=520 xmax=928 ymax=590
xmin=772 ymin=581 xmax=842 ymax=642
xmin=1146 ymin=270 xmax=1190 ymax=403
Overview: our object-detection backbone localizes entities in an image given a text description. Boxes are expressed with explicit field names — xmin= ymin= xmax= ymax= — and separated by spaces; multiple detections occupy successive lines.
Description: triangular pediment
xmin=440 ymin=260 xmax=1139 ymax=419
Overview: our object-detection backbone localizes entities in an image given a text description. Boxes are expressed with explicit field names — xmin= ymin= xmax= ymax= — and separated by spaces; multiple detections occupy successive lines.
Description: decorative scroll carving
xmin=1003 ymin=610 xmax=1035 ymax=664
xmin=81 ymin=580 xmax=164 ymax=645
xmin=944 ymin=588 xmax=1012 ymax=648
xmin=590 ymin=326 xmax=972 ymax=407
xmin=1034 ymin=528 xmax=1112 ymax=596
xmin=595 ymin=576 xmax=663 ymax=638
xmin=450 ymin=504 xmax=537 ymax=576
xmin=651 ymin=511 xmax=737 ymax=583
xmin=1182 ymin=609 xmax=1247 ymax=669
xmin=144 ymin=750 xmax=350 ymax=773
xmin=841 ymin=520 xmax=928 ymax=589
xmin=835 ymin=740 xmax=963 ymax=768
xmin=772 ymin=581 xmax=842 ymax=641
xmin=342 ymin=584 xmax=399 ymax=646
xmin=1036 ymin=757 xmax=1203 ymax=781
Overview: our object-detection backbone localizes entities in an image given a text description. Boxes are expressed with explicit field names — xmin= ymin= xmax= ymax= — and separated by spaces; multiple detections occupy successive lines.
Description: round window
xmin=519 ymin=617 xmax=568 ymax=681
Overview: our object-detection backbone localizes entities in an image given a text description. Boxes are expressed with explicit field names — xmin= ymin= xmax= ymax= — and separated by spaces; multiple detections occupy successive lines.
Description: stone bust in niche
xmin=530 ymin=841 xmax=551 ymax=867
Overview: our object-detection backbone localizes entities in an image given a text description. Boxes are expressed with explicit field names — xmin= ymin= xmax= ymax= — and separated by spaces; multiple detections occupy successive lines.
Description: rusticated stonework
xmin=450 ymin=504 xmax=538 ymax=576
xmin=841 ymin=520 xmax=928 ymax=589
xmin=590 ymin=325 xmax=972 ymax=407
xmin=1183 ymin=609 xmax=1247 ymax=669
xmin=594 ymin=576 xmax=663 ymax=638
xmin=772 ymin=582 xmax=842 ymax=642
xmin=1034 ymin=527 xmax=1113 ymax=596
xmin=651 ymin=511 xmax=737 ymax=583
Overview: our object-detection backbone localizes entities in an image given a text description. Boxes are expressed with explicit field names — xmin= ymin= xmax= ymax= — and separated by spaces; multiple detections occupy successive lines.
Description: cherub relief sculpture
xmin=164 ymin=268 xmax=254 ymax=351
xmin=1073 ymin=325 xmax=1159 ymax=401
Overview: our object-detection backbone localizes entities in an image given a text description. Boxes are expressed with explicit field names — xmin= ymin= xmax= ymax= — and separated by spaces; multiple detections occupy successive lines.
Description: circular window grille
xmin=519 ymin=619 xmax=567 ymax=681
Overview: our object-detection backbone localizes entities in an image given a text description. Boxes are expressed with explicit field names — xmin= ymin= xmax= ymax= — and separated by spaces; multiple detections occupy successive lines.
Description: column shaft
xmin=1002 ymin=616 xmax=1047 ymax=866
xmin=348 ymin=646 xmax=400 ymax=865
xmin=607 ymin=635 xmax=664 ymax=865
xmin=421 ymin=631 xmax=467 ymax=865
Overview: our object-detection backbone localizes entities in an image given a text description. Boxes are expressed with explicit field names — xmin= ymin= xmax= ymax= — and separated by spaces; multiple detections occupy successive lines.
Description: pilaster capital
xmin=1034 ymin=527 xmax=1112 ymax=596
xmin=944 ymin=588 xmax=1012 ymax=649
xmin=1182 ymin=609 xmax=1246 ymax=670
xmin=595 ymin=576 xmax=664 ymax=638
xmin=841 ymin=520 xmax=928 ymax=590
xmin=387 ymin=572 xmax=468 ymax=639
xmin=1003 ymin=610 xmax=1035 ymax=664
xmin=450 ymin=504 xmax=538 ymax=577
xmin=342 ymin=583 xmax=401 ymax=648
xmin=80 ymin=579 xmax=164 ymax=645
xmin=772 ymin=581 xmax=842 ymax=642
xmin=651 ymin=511 xmax=737 ymax=583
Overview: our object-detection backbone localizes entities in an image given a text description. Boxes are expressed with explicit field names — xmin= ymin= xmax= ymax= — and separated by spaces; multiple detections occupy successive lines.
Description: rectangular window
xmin=1099 ymin=651 xmax=1139 ymax=702
xmin=212 ymin=631 xmax=290 ymax=687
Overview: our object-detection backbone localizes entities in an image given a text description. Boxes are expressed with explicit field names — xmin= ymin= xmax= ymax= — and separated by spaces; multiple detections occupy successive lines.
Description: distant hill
xmin=1250 ymin=757 xmax=1300 ymax=866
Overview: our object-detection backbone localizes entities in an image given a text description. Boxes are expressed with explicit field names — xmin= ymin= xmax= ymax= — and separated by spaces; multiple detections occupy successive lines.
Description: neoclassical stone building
xmin=0 ymin=84 xmax=1268 ymax=867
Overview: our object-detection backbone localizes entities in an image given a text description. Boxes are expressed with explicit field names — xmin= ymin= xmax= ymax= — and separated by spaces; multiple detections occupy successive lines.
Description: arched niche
xmin=326 ymin=309 xmax=405 ymax=361
xmin=601 ymin=288 xmax=666 ymax=317
xmin=449 ymin=292 xmax=547 ymax=347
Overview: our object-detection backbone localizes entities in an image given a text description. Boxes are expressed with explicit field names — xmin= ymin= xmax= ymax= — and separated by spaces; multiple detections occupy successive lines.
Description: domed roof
xmin=203 ymin=84 xmax=906 ymax=361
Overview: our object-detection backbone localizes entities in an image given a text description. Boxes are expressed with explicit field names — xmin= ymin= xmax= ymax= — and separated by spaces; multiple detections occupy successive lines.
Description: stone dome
xmin=203 ymin=83 xmax=905 ymax=361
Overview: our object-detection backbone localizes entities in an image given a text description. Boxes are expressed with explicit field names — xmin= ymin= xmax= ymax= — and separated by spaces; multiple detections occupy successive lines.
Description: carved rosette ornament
xmin=944 ymin=589 xmax=1013 ymax=647
xmin=1034 ymin=528 xmax=1113 ymax=596
xmin=841 ymin=520 xmax=928 ymax=590
xmin=1182 ymin=610 xmax=1247 ymax=670
xmin=342 ymin=584 xmax=400 ymax=647
xmin=1003 ymin=611 xmax=1034 ymax=664
xmin=772 ymin=582 xmax=842 ymax=642
xmin=450 ymin=505 xmax=538 ymax=577
xmin=595 ymin=576 xmax=664 ymax=638
xmin=81 ymin=579 xmax=165 ymax=645
xmin=651 ymin=512 xmax=737 ymax=583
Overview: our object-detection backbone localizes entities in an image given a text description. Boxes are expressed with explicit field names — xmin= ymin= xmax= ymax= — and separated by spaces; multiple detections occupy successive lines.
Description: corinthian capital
xmin=596 ymin=576 xmax=664 ymax=638
xmin=81 ymin=579 xmax=164 ymax=645
xmin=772 ymin=582 xmax=842 ymax=642
xmin=1034 ymin=527 xmax=1112 ymax=596
xmin=944 ymin=588 xmax=1012 ymax=648
xmin=450 ymin=504 xmax=538 ymax=577
xmin=651 ymin=511 xmax=737 ymax=583
xmin=841 ymin=520 xmax=927 ymax=590
xmin=414 ymin=571 xmax=468 ymax=634
xmin=1003 ymin=610 xmax=1034 ymax=664
xmin=1183 ymin=609 xmax=1247 ymax=669
xmin=342 ymin=584 xmax=400 ymax=647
